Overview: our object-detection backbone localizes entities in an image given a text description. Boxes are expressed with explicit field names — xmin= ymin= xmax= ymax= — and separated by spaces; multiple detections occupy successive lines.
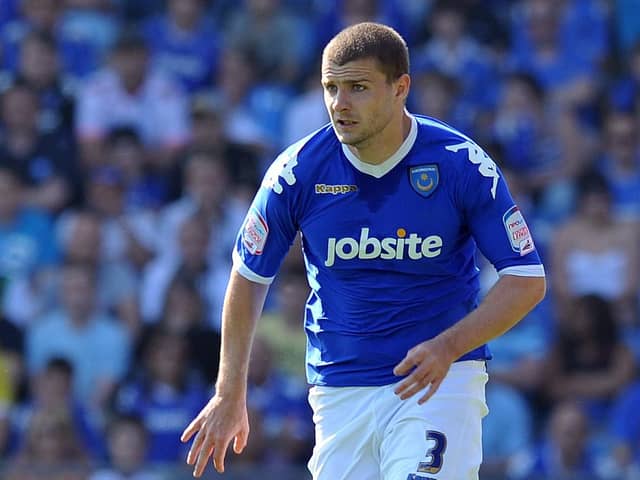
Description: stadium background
xmin=0 ymin=0 xmax=639 ymax=478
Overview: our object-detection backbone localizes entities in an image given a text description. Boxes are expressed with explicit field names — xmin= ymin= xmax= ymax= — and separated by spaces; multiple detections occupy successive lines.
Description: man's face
xmin=186 ymin=156 xmax=226 ymax=206
xmin=20 ymin=39 xmax=58 ymax=87
xmin=606 ymin=113 xmax=637 ymax=163
xmin=61 ymin=267 xmax=95 ymax=316
xmin=113 ymin=49 xmax=148 ymax=90
xmin=1 ymin=88 xmax=38 ymax=131
xmin=321 ymin=58 xmax=400 ymax=148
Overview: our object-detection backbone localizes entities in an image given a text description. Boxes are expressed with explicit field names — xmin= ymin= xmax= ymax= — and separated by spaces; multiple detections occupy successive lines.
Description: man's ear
xmin=396 ymin=74 xmax=411 ymax=101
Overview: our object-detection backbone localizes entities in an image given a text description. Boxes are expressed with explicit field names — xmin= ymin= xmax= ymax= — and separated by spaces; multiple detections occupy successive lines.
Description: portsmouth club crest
xmin=409 ymin=165 xmax=439 ymax=198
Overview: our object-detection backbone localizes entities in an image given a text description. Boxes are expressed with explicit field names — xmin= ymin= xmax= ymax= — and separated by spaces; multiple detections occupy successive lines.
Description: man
xmin=182 ymin=22 xmax=546 ymax=480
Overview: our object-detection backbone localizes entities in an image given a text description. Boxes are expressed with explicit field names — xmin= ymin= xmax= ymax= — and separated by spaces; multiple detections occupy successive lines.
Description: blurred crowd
xmin=0 ymin=0 xmax=638 ymax=479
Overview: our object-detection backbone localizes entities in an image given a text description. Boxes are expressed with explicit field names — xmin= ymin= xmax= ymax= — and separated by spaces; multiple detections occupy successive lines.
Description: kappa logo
xmin=445 ymin=141 xmax=499 ymax=199
xmin=262 ymin=149 xmax=298 ymax=194
xmin=315 ymin=183 xmax=358 ymax=194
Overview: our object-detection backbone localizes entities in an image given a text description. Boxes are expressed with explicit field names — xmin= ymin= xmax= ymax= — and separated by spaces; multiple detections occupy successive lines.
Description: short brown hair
xmin=322 ymin=22 xmax=409 ymax=82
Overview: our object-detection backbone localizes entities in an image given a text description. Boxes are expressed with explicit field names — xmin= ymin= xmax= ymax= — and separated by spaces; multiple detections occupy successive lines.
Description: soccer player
xmin=181 ymin=22 xmax=546 ymax=480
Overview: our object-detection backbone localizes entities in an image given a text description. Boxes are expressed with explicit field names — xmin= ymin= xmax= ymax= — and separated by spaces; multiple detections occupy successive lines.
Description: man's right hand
xmin=180 ymin=394 xmax=250 ymax=477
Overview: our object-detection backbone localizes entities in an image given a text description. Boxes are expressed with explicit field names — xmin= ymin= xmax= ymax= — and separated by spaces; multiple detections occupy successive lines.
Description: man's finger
xmin=397 ymin=377 xmax=431 ymax=400
xmin=213 ymin=438 xmax=232 ymax=473
xmin=233 ymin=429 xmax=248 ymax=454
xmin=417 ymin=378 xmax=443 ymax=405
xmin=392 ymin=355 xmax=415 ymax=376
xmin=186 ymin=428 xmax=207 ymax=465
xmin=181 ymin=415 xmax=202 ymax=443
xmin=193 ymin=439 xmax=215 ymax=478
xmin=394 ymin=363 xmax=427 ymax=394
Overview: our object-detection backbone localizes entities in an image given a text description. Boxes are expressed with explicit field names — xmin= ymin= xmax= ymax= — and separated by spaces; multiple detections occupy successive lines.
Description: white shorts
xmin=307 ymin=360 xmax=489 ymax=480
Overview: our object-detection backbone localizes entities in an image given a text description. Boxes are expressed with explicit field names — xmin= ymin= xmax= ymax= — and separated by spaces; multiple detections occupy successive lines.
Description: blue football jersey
xmin=234 ymin=114 xmax=544 ymax=387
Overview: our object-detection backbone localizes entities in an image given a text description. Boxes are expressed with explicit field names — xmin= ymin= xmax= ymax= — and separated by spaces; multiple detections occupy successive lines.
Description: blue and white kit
xmin=233 ymin=114 xmax=545 ymax=387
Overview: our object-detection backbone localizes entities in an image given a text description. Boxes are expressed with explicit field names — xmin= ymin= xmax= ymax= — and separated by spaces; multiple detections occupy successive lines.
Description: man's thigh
xmin=380 ymin=361 xmax=489 ymax=480
xmin=307 ymin=385 xmax=381 ymax=480
xmin=307 ymin=362 xmax=488 ymax=480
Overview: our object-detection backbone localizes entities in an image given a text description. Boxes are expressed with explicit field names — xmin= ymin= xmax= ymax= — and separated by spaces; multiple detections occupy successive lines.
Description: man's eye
xmin=353 ymin=84 xmax=365 ymax=92
xmin=325 ymin=85 xmax=337 ymax=94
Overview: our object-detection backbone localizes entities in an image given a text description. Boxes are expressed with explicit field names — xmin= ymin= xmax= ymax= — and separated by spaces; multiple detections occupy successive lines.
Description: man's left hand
xmin=392 ymin=336 xmax=456 ymax=404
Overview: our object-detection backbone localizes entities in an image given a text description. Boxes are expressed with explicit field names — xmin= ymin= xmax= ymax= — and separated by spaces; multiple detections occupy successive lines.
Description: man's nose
xmin=332 ymin=88 xmax=351 ymax=111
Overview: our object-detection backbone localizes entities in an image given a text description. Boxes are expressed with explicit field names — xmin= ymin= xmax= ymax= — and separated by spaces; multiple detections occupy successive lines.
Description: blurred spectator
xmin=281 ymin=65 xmax=329 ymax=147
xmin=140 ymin=214 xmax=229 ymax=330
xmin=482 ymin=381 xmax=534 ymax=479
xmin=0 ymin=0 xmax=20 ymax=24
xmin=156 ymin=276 xmax=221 ymax=383
xmin=609 ymin=41 xmax=640 ymax=113
xmin=596 ymin=108 xmax=640 ymax=221
xmin=508 ymin=0 xmax=604 ymax=111
xmin=113 ymin=0 xmax=161 ymax=23
xmin=142 ymin=0 xmax=221 ymax=94
xmin=224 ymin=0 xmax=312 ymax=84
xmin=90 ymin=413 xmax=161 ymax=480
xmin=0 ymin=168 xmax=59 ymax=325
xmin=0 ymin=29 xmax=76 ymax=137
xmin=0 ymin=0 xmax=104 ymax=78
xmin=102 ymin=127 xmax=170 ymax=211
xmin=0 ymin=314 xmax=24 ymax=406
xmin=412 ymin=69 xmax=474 ymax=134
xmin=247 ymin=335 xmax=313 ymax=466
xmin=509 ymin=400 xmax=602 ymax=480
xmin=11 ymin=356 xmax=104 ymax=458
xmin=112 ymin=327 xmax=208 ymax=464
xmin=608 ymin=381 xmax=640 ymax=479
xmin=485 ymin=304 xmax=551 ymax=404
xmin=312 ymin=0 xmax=404 ymax=55
xmin=75 ymin=31 xmax=190 ymax=168
xmin=156 ymin=148 xmax=247 ymax=269
xmin=188 ymin=95 xmax=261 ymax=198
xmin=492 ymin=73 xmax=560 ymax=193
xmin=550 ymin=172 xmax=639 ymax=326
xmin=414 ymin=1 xmax=499 ymax=112
xmin=26 ymin=262 xmax=131 ymax=409
xmin=79 ymin=165 xmax=157 ymax=269
xmin=492 ymin=74 xmax=598 ymax=225
xmin=543 ymin=295 xmax=635 ymax=422
xmin=247 ymin=80 xmax=297 ymax=151
xmin=0 ymin=402 xmax=10 ymax=458
xmin=58 ymin=0 xmax=119 ymax=62
xmin=0 ymin=82 xmax=74 ymax=212
xmin=257 ymin=262 xmax=309 ymax=381
xmin=56 ymin=209 xmax=140 ymax=334
xmin=615 ymin=0 xmax=640 ymax=54
xmin=446 ymin=0 xmax=511 ymax=50
xmin=200 ymin=48 xmax=273 ymax=152
xmin=3 ymin=406 xmax=92 ymax=480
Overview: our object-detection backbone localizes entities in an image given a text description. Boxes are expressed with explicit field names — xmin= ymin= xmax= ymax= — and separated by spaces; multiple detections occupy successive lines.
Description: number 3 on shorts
xmin=417 ymin=430 xmax=447 ymax=475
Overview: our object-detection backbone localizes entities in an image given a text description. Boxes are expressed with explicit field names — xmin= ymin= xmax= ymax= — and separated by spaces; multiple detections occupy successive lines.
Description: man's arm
xmin=181 ymin=270 xmax=270 ymax=477
xmin=393 ymin=274 xmax=546 ymax=404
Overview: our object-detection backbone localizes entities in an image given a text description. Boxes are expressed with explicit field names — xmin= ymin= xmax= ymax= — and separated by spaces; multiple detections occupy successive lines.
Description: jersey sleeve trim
xmin=497 ymin=264 xmax=546 ymax=277
xmin=232 ymin=250 xmax=275 ymax=285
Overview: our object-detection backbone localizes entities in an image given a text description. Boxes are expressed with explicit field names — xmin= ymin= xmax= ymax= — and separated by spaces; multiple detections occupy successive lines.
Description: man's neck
xmin=347 ymin=112 xmax=412 ymax=165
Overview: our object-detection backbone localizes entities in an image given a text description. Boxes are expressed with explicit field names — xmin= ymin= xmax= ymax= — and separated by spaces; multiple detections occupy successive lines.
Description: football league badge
xmin=409 ymin=165 xmax=439 ymax=198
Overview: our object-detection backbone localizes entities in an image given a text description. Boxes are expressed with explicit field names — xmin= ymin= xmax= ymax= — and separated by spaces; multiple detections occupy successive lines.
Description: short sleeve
xmin=233 ymin=147 xmax=301 ymax=284
xmin=449 ymin=140 xmax=544 ymax=276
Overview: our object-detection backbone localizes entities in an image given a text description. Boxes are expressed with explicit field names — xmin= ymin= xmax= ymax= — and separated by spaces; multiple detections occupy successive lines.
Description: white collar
xmin=342 ymin=113 xmax=417 ymax=178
